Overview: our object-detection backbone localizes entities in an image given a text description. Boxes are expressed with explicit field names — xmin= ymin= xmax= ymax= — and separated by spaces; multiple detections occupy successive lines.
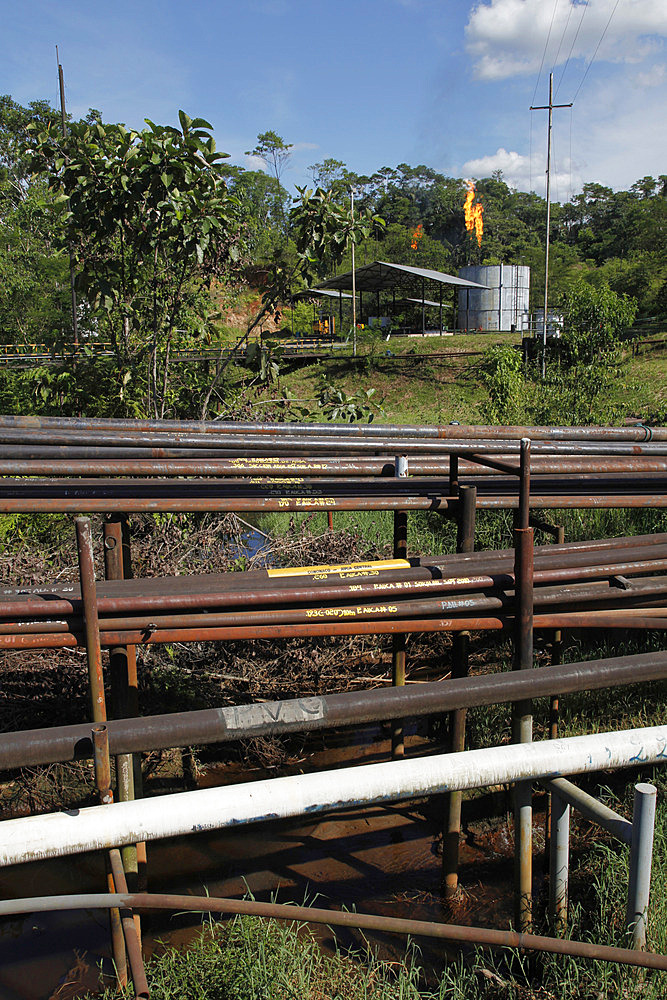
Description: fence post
xmin=103 ymin=515 xmax=144 ymax=904
xmin=626 ymin=782 xmax=657 ymax=949
xmin=544 ymin=523 xmax=564 ymax=864
xmin=449 ymin=453 xmax=459 ymax=498
xmin=443 ymin=484 xmax=476 ymax=900
xmin=513 ymin=438 xmax=534 ymax=932
xmin=75 ymin=517 xmax=107 ymax=725
xmin=548 ymin=791 xmax=570 ymax=934
xmin=391 ymin=455 xmax=408 ymax=757
xmin=92 ymin=723 xmax=128 ymax=986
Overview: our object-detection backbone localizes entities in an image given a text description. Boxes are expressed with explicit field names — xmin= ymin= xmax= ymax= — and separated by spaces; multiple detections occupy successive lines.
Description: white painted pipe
xmin=626 ymin=782 xmax=657 ymax=949
xmin=1 ymin=727 xmax=666 ymax=868
xmin=544 ymin=777 xmax=633 ymax=844
xmin=548 ymin=791 xmax=570 ymax=933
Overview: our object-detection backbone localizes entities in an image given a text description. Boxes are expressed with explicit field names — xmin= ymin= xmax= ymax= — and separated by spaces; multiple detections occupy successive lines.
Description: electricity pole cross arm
xmin=530 ymin=72 xmax=572 ymax=376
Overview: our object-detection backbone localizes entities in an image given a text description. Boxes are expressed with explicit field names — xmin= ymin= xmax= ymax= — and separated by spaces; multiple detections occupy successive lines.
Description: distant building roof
xmin=293 ymin=288 xmax=354 ymax=300
xmin=316 ymin=260 xmax=488 ymax=293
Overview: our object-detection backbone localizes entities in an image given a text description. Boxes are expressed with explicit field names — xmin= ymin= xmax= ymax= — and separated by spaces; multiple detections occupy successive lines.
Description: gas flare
xmin=410 ymin=223 xmax=424 ymax=250
xmin=464 ymin=181 xmax=483 ymax=248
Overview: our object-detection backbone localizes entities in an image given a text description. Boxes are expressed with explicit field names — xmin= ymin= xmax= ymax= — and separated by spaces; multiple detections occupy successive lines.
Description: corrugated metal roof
xmin=315 ymin=260 xmax=488 ymax=293
xmin=404 ymin=297 xmax=442 ymax=308
xmin=300 ymin=288 xmax=354 ymax=300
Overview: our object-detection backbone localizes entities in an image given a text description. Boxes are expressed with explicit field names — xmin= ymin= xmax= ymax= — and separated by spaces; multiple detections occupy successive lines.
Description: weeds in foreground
xmin=83 ymin=792 xmax=667 ymax=999
xmin=90 ymin=914 xmax=427 ymax=1000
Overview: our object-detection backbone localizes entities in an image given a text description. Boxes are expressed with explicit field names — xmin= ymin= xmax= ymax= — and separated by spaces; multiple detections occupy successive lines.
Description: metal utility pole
xmin=57 ymin=48 xmax=79 ymax=351
xmin=351 ymin=187 xmax=357 ymax=356
xmin=530 ymin=73 xmax=571 ymax=376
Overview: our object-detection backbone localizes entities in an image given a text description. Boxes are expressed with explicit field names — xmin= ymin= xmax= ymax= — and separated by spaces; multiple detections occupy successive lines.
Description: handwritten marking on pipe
xmin=304 ymin=605 xmax=399 ymax=619
xmin=276 ymin=497 xmax=338 ymax=508
xmin=268 ymin=559 xmax=410 ymax=579
xmin=230 ymin=459 xmax=329 ymax=470
xmin=221 ymin=698 xmax=325 ymax=731
xmin=327 ymin=570 xmax=381 ymax=580
xmin=370 ymin=578 xmax=474 ymax=592
xmin=250 ymin=477 xmax=306 ymax=484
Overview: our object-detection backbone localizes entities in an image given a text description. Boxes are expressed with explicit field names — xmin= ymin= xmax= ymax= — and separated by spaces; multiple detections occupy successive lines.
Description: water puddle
xmin=0 ymin=719 xmax=536 ymax=998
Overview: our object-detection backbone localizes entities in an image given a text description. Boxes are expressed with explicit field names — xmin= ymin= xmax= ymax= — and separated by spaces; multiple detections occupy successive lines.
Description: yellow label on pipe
xmin=267 ymin=558 xmax=411 ymax=579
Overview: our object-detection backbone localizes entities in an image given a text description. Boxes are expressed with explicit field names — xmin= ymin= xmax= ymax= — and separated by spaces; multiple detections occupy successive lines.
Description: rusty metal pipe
xmin=514 ymin=523 xmax=535 ymax=932
xmin=443 ymin=483 xmax=477 ymax=900
xmin=2 ymin=576 xmax=667 ymax=648
xmin=92 ymin=725 xmax=127 ymax=986
xmin=391 ymin=455 xmax=409 ymax=757
xmin=4 ymin=547 xmax=667 ymax=622
xmin=2 ymin=413 xmax=665 ymax=443
xmin=5 ymin=456 xmax=667 ymax=476
xmin=5 ymin=454 xmax=667 ymax=479
xmin=0 ymin=891 xmax=665 ymax=971
xmin=1 ymin=531 xmax=665 ymax=618
xmin=3 ymin=492 xmax=667 ymax=514
xmin=103 ymin=515 xmax=141 ymax=893
xmin=4 ymin=424 xmax=667 ymax=455
xmin=0 ymin=614 xmax=510 ymax=651
xmin=2 ymin=588 xmax=666 ymax=638
xmin=108 ymin=850 xmax=149 ymax=999
xmin=75 ymin=518 xmax=106 ymax=724
xmin=3 ymin=648 xmax=667 ymax=772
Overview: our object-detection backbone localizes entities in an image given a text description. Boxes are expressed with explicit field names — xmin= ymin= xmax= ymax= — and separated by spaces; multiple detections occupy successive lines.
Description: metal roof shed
xmin=316 ymin=261 xmax=487 ymax=293
xmin=315 ymin=261 xmax=487 ymax=335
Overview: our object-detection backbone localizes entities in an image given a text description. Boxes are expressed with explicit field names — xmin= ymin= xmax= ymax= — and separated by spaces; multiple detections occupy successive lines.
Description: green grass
xmin=614 ymin=341 xmax=667 ymax=419
xmin=259 ymin=508 xmax=459 ymax=558
xmin=229 ymin=329 xmax=667 ymax=428
xmin=89 ymin=911 xmax=429 ymax=1000
xmin=242 ymin=332 xmax=522 ymax=426
xmin=87 ymin=839 xmax=667 ymax=1000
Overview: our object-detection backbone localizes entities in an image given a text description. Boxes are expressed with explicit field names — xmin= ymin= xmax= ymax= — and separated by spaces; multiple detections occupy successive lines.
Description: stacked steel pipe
xmin=0 ymin=532 xmax=666 ymax=650
xmin=2 ymin=413 xmax=667 ymax=989
xmin=1 ymin=414 xmax=667 ymax=512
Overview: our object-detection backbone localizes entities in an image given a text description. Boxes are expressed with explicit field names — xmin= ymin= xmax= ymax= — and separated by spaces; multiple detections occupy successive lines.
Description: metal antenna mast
xmin=530 ymin=72 xmax=572 ymax=376
xmin=56 ymin=47 xmax=79 ymax=351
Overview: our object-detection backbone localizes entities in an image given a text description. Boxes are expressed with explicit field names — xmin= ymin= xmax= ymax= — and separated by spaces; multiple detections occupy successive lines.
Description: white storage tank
xmin=457 ymin=264 xmax=530 ymax=332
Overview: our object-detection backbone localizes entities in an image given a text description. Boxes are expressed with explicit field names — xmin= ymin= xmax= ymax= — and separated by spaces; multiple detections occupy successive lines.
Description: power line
xmin=531 ymin=0 xmax=561 ymax=107
xmin=551 ymin=0 xmax=575 ymax=73
xmin=555 ymin=0 xmax=589 ymax=99
xmin=571 ymin=0 xmax=622 ymax=104
xmin=530 ymin=73 xmax=573 ymax=376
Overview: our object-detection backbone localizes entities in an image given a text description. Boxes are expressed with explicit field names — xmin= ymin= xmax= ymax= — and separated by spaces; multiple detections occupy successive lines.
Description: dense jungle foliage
xmin=0 ymin=93 xmax=665 ymax=421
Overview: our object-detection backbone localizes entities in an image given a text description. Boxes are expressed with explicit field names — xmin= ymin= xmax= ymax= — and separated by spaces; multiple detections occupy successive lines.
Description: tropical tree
xmin=0 ymin=96 xmax=72 ymax=343
xmin=559 ymin=280 xmax=638 ymax=365
xmin=29 ymin=111 xmax=244 ymax=415
xmin=290 ymin=185 xmax=385 ymax=285
xmin=245 ymin=130 xmax=293 ymax=185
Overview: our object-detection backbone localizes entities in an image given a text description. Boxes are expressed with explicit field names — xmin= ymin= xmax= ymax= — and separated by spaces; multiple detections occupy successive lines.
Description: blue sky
xmin=2 ymin=0 xmax=665 ymax=201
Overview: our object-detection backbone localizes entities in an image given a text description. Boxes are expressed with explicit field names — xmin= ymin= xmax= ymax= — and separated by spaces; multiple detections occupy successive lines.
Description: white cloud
xmin=465 ymin=0 xmax=667 ymax=81
xmin=459 ymin=0 xmax=667 ymax=193
xmin=461 ymin=52 xmax=667 ymax=195
xmin=569 ymin=70 xmax=667 ymax=189
xmin=633 ymin=63 xmax=666 ymax=86
xmin=244 ymin=155 xmax=268 ymax=172
xmin=462 ymin=147 xmax=577 ymax=195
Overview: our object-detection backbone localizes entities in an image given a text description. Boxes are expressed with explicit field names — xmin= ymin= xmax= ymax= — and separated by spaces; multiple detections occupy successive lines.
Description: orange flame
xmin=410 ymin=223 xmax=424 ymax=250
xmin=464 ymin=180 xmax=483 ymax=248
